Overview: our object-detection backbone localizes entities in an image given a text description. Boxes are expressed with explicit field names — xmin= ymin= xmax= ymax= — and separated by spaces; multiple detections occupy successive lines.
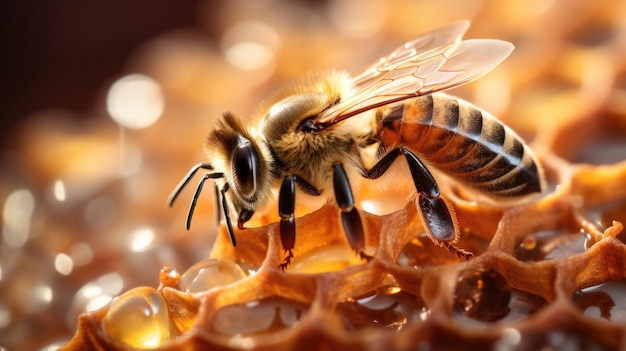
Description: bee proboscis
xmin=169 ymin=21 xmax=545 ymax=269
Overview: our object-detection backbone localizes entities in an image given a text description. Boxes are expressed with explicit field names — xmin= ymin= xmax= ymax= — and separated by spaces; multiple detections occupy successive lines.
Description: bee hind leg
xmin=278 ymin=175 xmax=296 ymax=270
xmin=364 ymin=147 xmax=473 ymax=260
xmin=402 ymin=148 xmax=473 ymax=260
xmin=418 ymin=194 xmax=473 ymax=260
xmin=332 ymin=163 xmax=371 ymax=260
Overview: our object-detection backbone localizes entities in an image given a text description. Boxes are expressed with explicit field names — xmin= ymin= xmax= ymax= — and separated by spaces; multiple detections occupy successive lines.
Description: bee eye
xmin=232 ymin=142 xmax=259 ymax=197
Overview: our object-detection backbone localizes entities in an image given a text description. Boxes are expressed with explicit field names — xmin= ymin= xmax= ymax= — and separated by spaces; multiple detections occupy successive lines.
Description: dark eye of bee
xmin=232 ymin=140 xmax=259 ymax=197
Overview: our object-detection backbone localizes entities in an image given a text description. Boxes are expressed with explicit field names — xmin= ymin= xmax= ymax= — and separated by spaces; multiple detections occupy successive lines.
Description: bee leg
xmin=218 ymin=184 xmax=238 ymax=247
xmin=401 ymin=148 xmax=473 ymax=259
xmin=333 ymin=163 xmax=371 ymax=260
xmin=214 ymin=184 xmax=221 ymax=224
xmin=363 ymin=148 xmax=472 ymax=259
xmin=417 ymin=194 xmax=472 ymax=259
xmin=278 ymin=175 xmax=296 ymax=270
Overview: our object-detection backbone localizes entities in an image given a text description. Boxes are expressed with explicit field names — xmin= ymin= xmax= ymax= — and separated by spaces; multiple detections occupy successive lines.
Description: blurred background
xmin=1 ymin=0 xmax=625 ymax=350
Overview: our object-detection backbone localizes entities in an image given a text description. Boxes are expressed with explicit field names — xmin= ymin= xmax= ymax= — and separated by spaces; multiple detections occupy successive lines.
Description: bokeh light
xmin=106 ymin=74 xmax=164 ymax=129
xmin=53 ymin=179 xmax=67 ymax=202
xmin=3 ymin=189 xmax=35 ymax=248
xmin=54 ymin=253 xmax=74 ymax=276
xmin=129 ymin=227 xmax=155 ymax=252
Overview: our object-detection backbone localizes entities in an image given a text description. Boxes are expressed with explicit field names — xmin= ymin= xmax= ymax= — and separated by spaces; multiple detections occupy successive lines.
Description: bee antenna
xmin=187 ymin=174 xmax=210 ymax=230
xmin=167 ymin=163 xmax=214 ymax=207
xmin=179 ymin=167 xmax=223 ymax=230
xmin=169 ymin=162 xmax=237 ymax=246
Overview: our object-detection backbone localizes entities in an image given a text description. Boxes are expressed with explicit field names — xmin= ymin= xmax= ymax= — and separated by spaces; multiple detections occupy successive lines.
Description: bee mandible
xmin=168 ymin=21 xmax=545 ymax=269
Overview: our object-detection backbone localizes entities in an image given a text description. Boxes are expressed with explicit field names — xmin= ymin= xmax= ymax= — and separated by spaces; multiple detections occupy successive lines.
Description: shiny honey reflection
xmin=102 ymin=287 xmax=172 ymax=349
xmin=453 ymin=267 xmax=548 ymax=323
xmin=514 ymin=229 xmax=587 ymax=262
xmin=179 ymin=258 xmax=247 ymax=293
xmin=397 ymin=233 xmax=489 ymax=268
xmin=210 ymin=296 xmax=308 ymax=336
xmin=288 ymin=243 xmax=369 ymax=274
xmin=337 ymin=284 xmax=428 ymax=330
xmin=572 ymin=280 xmax=626 ymax=321
xmin=454 ymin=267 xmax=511 ymax=322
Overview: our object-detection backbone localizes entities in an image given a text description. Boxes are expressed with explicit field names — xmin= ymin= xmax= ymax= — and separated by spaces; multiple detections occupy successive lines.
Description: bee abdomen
xmin=385 ymin=93 xmax=543 ymax=197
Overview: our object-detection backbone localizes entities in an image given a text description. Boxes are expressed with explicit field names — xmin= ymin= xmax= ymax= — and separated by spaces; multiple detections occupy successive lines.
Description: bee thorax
xmin=271 ymin=129 xmax=360 ymax=195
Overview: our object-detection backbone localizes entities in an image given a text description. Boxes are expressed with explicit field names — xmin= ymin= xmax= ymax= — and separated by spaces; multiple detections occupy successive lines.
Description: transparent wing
xmin=352 ymin=20 xmax=470 ymax=88
xmin=315 ymin=29 xmax=514 ymax=127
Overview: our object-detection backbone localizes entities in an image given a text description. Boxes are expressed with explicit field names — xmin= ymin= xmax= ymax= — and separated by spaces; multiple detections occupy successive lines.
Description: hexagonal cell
xmin=514 ymin=229 xmax=588 ymax=262
xmin=209 ymin=296 xmax=309 ymax=336
xmin=572 ymin=280 xmax=626 ymax=322
xmin=396 ymin=233 xmax=490 ymax=268
xmin=288 ymin=243 xmax=371 ymax=274
xmin=511 ymin=327 xmax=621 ymax=351
xmin=585 ymin=199 xmax=626 ymax=244
xmin=452 ymin=267 xmax=548 ymax=324
xmin=179 ymin=257 xmax=248 ymax=293
xmin=336 ymin=284 xmax=428 ymax=331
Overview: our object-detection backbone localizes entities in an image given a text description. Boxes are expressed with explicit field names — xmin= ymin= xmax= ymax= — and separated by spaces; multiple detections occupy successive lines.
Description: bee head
xmin=207 ymin=112 xmax=273 ymax=229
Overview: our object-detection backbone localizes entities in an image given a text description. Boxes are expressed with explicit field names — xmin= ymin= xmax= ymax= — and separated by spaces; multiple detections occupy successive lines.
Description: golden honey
xmin=101 ymin=287 xmax=171 ymax=349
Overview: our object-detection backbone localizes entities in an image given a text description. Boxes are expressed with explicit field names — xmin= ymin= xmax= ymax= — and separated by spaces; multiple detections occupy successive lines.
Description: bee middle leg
xmin=332 ymin=163 xmax=371 ymax=260
xmin=363 ymin=147 xmax=473 ymax=260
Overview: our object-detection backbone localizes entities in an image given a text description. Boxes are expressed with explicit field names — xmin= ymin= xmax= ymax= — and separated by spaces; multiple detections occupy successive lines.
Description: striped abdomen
xmin=377 ymin=93 xmax=544 ymax=197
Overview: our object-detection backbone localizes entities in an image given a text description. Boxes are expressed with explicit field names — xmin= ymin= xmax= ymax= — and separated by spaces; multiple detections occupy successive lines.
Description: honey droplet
xmin=453 ymin=268 xmax=511 ymax=322
xmin=289 ymin=243 xmax=366 ymax=274
xmin=102 ymin=287 xmax=171 ymax=349
xmin=179 ymin=258 xmax=246 ymax=293
xmin=520 ymin=235 xmax=537 ymax=250
xmin=159 ymin=266 xmax=180 ymax=289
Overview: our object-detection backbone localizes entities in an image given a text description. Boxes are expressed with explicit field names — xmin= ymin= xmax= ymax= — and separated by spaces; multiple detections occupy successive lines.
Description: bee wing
xmin=352 ymin=20 xmax=470 ymax=88
xmin=316 ymin=38 xmax=514 ymax=127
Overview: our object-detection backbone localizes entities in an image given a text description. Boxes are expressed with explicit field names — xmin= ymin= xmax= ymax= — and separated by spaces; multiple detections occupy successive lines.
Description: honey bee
xmin=168 ymin=21 xmax=545 ymax=269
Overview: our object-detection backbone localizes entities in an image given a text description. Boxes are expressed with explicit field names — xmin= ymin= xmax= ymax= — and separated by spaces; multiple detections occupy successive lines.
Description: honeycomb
xmin=2 ymin=1 xmax=626 ymax=350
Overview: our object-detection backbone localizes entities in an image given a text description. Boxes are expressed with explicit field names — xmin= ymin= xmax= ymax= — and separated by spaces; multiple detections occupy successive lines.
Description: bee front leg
xmin=219 ymin=184 xmax=238 ymax=247
xmin=278 ymin=175 xmax=296 ymax=270
xmin=332 ymin=163 xmax=371 ymax=260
